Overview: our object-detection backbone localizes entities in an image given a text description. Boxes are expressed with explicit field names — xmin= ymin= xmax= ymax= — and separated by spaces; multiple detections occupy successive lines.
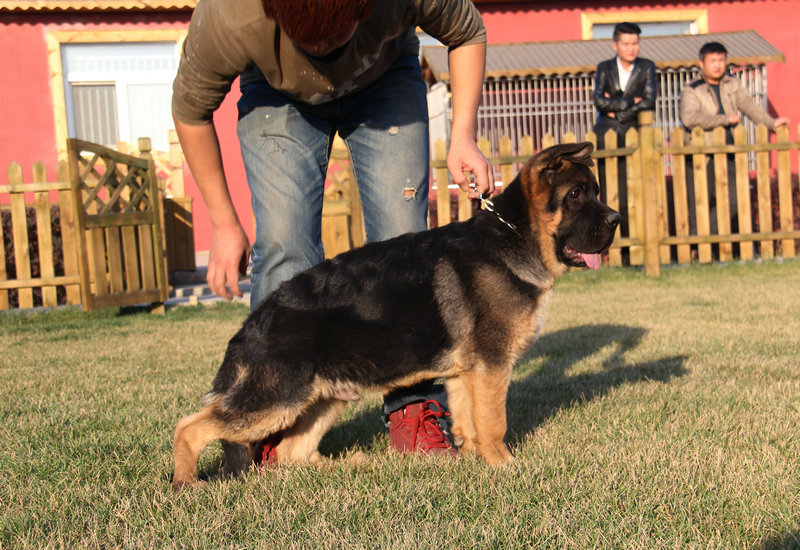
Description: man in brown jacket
xmin=679 ymin=41 xmax=788 ymax=247
xmin=680 ymin=42 xmax=788 ymax=143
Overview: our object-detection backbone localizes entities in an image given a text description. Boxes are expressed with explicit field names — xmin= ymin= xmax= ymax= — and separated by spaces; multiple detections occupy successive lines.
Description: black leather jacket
xmin=593 ymin=57 xmax=657 ymax=132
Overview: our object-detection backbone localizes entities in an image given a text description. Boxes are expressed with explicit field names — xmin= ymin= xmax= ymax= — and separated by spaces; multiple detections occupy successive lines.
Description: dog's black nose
xmin=605 ymin=211 xmax=621 ymax=228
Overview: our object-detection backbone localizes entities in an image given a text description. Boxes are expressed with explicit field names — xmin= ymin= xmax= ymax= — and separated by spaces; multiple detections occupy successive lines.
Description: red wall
xmin=480 ymin=1 xmax=585 ymax=43
xmin=478 ymin=1 xmax=800 ymax=123
xmin=707 ymin=1 xmax=797 ymax=120
xmin=0 ymin=12 xmax=250 ymax=253
xmin=195 ymin=88 xmax=251 ymax=252
xmin=0 ymin=15 xmax=59 ymax=181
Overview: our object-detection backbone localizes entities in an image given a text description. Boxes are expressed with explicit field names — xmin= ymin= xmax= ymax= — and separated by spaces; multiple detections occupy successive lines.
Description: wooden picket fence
xmin=653 ymin=122 xmax=799 ymax=269
xmin=0 ymin=160 xmax=81 ymax=309
xmin=117 ymin=130 xmax=186 ymax=198
xmin=1 ymin=137 xmax=193 ymax=311
xmin=3 ymin=116 xmax=799 ymax=310
xmin=321 ymin=136 xmax=365 ymax=258
xmin=118 ymin=133 xmax=195 ymax=274
xmin=0 ymin=135 xmax=366 ymax=311
xmin=430 ymin=112 xmax=800 ymax=276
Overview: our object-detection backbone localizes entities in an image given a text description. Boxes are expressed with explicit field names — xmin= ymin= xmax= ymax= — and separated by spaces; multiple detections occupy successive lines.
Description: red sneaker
xmin=387 ymin=400 xmax=457 ymax=455
xmin=256 ymin=433 xmax=282 ymax=466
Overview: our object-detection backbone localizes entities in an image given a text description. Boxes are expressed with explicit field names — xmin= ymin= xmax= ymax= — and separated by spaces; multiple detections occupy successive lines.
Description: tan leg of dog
xmin=172 ymin=407 xmax=224 ymax=489
xmin=445 ymin=374 xmax=477 ymax=453
xmin=274 ymin=398 xmax=349 ymax=464
xmin=173 ymin=401 xmax=307 ymax=488
xmin=470 ymin=367 xmax=514 ymax=466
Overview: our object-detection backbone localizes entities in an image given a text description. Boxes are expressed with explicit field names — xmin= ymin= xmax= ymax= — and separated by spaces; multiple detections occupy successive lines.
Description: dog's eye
xmin=568 ymin=188 xmax=581 ymax=200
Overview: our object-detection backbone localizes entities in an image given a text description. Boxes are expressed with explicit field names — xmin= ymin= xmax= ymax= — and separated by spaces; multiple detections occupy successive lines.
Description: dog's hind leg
xmin=172 ymin=407 xmax=225 ymax=489
xmin=445 ymin=374 xmax=478 ymax=453
xmin=469 ymin=366 xmax=514 ymax=466
xmin=221 ymin=440 xmax=256 ymax=478
xmin=275 ymin=398 xmax=349 ymax=464
xmin=173 ymin=401 xmax=309 ymax=488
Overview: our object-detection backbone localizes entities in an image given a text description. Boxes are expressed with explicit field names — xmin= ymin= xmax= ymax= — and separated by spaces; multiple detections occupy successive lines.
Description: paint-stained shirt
xmin=172 ymin=0 xmax=486 ymax=125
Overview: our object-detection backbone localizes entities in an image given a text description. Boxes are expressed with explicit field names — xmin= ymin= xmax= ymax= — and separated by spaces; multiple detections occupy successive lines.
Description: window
xmin=46 ymin=30 xmax=186 ymax=160
xmin=62 ymin=42 xmax=179 ymax=151
xmin=581 ymin=10 xmax=708 ymax=40
xmin=592 ymin=21 xmax=696 ymax=39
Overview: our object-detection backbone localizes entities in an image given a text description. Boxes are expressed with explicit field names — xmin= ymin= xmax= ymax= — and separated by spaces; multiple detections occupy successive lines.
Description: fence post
xmin=776 ymin=125 xmax=795 ymax=258
xmin=57 ymin=159 xmax=81 ymax=305
xmin=755 ymin=125 xmax=773 ymax=259
xmin=138 ymin=137 xmax=168 ymax=314
xmin=712 ymin=126 xmax=733 ymax=261
xmin=627 ymin=126 xmax=643 ymax=265
xmin=498 ymin=136 xmax=514 ymax=197
xmin=8 ymin=162 xmax=34 ymax=308
xmin=33 ymin=162 xmax=58 ymax=307
xmin=66 ymin=139 xmax=94 ymax=311
xmin=732 ymin=125 xmax=754 ymax=260
xmin=637 ymin=111 xmax=660 ymax=276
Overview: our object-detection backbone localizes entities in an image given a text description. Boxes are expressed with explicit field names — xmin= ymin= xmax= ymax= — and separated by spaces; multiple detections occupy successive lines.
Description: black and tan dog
xmin=172 ymin=142 xmax=620 ymax=488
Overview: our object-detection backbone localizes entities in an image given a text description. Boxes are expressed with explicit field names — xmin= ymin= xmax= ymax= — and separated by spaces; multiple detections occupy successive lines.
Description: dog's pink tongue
xmin=582 ymin=253 xmax=601 ymax=270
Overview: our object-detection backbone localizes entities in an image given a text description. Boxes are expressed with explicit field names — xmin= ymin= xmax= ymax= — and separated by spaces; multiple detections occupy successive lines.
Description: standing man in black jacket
xmin=593 ymin=22 xmax=657 ymax=241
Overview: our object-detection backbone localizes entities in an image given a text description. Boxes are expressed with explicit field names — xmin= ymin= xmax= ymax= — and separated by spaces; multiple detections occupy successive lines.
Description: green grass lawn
xmin=1 ymin=260 xmax=799 ymax=548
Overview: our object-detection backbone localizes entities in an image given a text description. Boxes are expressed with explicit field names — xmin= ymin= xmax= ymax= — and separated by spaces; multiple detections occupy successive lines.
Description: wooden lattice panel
xmin=68 ymin=139 xmax=168 ymax=312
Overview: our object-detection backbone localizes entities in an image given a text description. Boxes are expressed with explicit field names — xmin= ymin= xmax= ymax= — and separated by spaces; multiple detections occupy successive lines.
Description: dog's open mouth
xmin=563 ymin=246 xmax=601 ymax=269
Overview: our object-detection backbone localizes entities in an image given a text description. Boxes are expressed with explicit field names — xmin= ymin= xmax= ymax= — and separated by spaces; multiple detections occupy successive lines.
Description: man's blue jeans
xmin=237 ymin=56 xmax=430 ymax=309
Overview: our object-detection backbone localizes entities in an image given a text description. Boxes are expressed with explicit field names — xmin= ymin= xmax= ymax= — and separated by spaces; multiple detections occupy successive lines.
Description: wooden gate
xmin=68 ymin=139 xmax=168 ymax=312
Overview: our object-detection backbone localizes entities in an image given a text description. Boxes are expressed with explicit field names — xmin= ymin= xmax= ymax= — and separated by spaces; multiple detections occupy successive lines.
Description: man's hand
xmin=207 ymin=223 xmax=250 ymax=299
xmin=447 ymin=133 xmax=495 ymax=197
xmin=728 ymin=114 xmax=741 ymax=125
xmin=173 ymin=117 xmax=250 ymax=300
xmin=774 ymin=116 xmax=790 ymax=128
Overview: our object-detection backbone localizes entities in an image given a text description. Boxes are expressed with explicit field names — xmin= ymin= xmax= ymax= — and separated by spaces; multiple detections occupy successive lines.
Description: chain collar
xmin=472 ymin=188 xmax=517 ymax=231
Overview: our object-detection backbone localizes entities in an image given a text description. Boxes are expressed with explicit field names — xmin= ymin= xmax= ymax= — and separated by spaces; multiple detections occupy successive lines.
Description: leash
xmin=471 ymin=187 xmax=517 ymax=231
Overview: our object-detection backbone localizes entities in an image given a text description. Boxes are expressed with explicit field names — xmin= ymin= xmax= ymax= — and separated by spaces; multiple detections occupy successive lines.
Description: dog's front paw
xmin=171 ymin=477 xmax=207 ymax=491
xmin=479 ymin=443 xmax=515 ymax=467
xmin=346 ymin=451 xmax=370 ymax=465
xmin=308 ymin=450 xmax=331 ymax=465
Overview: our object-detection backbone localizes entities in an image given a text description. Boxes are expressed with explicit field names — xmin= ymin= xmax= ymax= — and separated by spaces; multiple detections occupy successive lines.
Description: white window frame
xmin=62 ymin=42 xmax=180 ymax=150
xmin=581 ymin=10 xmax=708 ymax=40
xmin=46 ymin=30 xmax=187 ymax=161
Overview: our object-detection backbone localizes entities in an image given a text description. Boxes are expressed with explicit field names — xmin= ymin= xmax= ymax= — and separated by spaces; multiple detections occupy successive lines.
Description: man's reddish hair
xmin=262 ymin=0 xmax=376 ymax=44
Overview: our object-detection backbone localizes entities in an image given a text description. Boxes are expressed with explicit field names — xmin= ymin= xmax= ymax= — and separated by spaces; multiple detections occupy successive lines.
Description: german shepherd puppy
xmin=172 ymin=142 xmax=620 ymax=488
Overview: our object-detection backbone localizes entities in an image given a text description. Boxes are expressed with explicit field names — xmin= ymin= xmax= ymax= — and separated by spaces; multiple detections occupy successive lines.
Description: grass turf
xmin=1 ymin=259 xmax=798 ymax=548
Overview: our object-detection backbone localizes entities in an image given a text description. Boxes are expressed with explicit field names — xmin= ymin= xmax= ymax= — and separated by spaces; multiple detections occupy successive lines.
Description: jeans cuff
xmin=381 ymin=383 xmax=448 ymax=427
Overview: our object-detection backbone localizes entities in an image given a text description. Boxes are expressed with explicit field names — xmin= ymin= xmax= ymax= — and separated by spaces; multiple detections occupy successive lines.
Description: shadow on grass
xmin=507 ymin=324 xmax=687 ymax=441
xmin=194 ymin=324 xmax=686 ymax=478
xmin=759 ymin=530 xmax=800 ymax=550
xmin=319 ymin=323 xmax=687 ymax=458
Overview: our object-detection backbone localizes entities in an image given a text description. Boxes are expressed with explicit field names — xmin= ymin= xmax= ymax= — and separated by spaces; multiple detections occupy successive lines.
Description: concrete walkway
xmin=165 ymin=251 xmax=252 ymax=309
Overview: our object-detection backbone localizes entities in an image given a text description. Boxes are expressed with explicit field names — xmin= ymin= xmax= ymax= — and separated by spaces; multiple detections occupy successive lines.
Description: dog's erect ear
xmin=534 ymin=142 xmax=595 ymax=170
xmin=522 ymin=141 xmax=596 ymax=202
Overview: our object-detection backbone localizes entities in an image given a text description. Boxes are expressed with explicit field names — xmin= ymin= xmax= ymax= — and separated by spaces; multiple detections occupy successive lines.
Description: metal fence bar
xmin=468 ymin=64 xmax=769 ymax=175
